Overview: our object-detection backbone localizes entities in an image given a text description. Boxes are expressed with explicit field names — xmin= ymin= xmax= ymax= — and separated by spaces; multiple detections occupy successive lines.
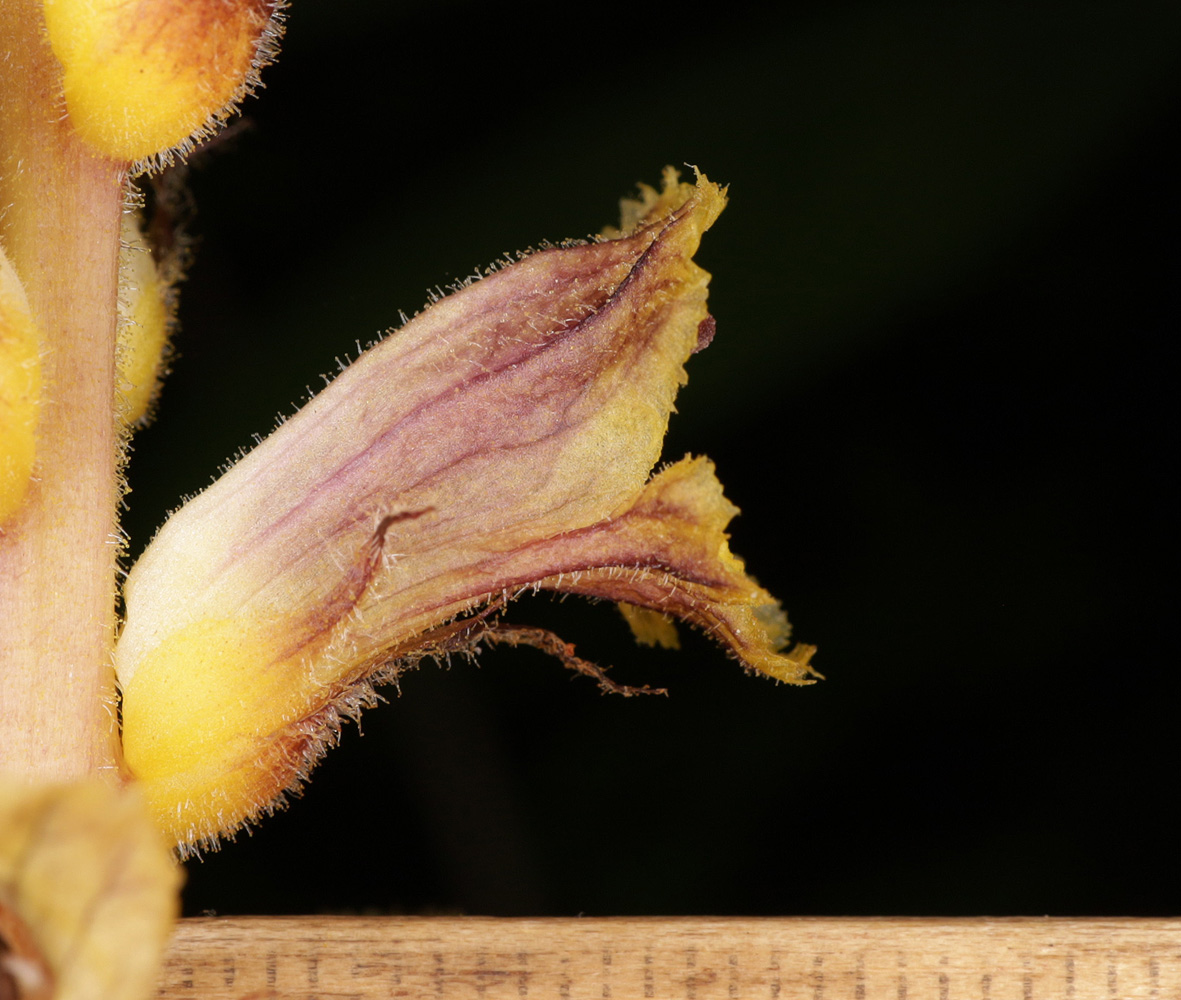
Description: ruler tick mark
xmin=559 ymin=952 xmax=572 ymax=999
xmin=306 ymin=953 xmax=318 ymax=1000
xmin=517 ymin=950 xmax=529 ymax=997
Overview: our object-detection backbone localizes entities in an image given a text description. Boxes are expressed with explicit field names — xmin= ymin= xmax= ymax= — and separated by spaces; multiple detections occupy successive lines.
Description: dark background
xmin=121 ymin=1 xmax=1180 ymax=918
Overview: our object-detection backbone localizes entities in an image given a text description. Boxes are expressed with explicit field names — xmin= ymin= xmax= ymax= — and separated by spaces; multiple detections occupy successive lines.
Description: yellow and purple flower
xmin=115 ymin=170 xmax=818 ymax=849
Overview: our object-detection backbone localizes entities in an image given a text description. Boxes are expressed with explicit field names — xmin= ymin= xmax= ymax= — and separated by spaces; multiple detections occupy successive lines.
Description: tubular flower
xmin=41 ymin=0 xmax=284 ymax=165
xmin=115 ymin=170 xmax=819 ymax=850
xmin=0 ymin=246 xmax=41 ymax=528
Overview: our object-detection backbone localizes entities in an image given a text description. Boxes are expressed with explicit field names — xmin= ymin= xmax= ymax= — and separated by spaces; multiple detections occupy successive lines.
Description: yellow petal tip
xmin=620 ymin=603 xmax=681 ymax=649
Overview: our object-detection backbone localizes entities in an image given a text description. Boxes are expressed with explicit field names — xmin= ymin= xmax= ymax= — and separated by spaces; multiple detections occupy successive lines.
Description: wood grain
xmin=158 ymin=916 xmax=1181 ymax=998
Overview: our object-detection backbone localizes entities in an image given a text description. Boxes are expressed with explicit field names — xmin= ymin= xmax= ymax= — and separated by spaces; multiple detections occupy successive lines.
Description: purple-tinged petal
xmin=115 ymin=170 xmax=816 ymax=849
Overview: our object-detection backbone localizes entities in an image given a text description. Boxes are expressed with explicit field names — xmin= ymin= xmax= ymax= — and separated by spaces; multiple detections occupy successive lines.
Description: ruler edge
xmin=159 ymin=916 xmax=1181 ymax=997
xmin=166 ymin=913 xmax=1181 ymax=946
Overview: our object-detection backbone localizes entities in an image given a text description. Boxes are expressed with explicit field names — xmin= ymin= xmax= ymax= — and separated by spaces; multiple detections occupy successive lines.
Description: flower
xmin=115 ymin=169 xmax=818 ymax=850
xmin=41 ymin=0 xmax=284 ymax=165
xmin=0 ymin=778 xmax=180 ymax=1000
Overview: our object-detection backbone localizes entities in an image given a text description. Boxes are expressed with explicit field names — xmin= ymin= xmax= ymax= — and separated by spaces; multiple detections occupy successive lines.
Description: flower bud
xmin=42 ymin=0 xmax=283 ymax=165
xmin=115 ymin=171 xmax=818 ymax=849
xmin=0 ymin=246 xmax=42 ymax=528
xmin=116 ymin=210 xmax=173 ymax=427
xmin=0 ymin=778 xmax=181 ymax=1000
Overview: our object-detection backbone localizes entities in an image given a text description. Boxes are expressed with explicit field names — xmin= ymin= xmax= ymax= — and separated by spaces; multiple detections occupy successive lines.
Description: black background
xmin=120 ymin=1 xmax=1180 ymax=918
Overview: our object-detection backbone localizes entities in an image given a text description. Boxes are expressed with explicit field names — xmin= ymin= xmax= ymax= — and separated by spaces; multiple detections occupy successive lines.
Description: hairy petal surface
xmin=115 ymin=172 xmax=817 ymax=849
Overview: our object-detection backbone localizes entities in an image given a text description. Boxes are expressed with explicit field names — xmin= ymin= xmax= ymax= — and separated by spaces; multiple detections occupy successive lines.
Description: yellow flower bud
xmin=117 ymin=210 xmax=173 ymax=427
xmin=42 ymin=0 xmax=284 ymax=165
xmin=116 ymin=171 xmax=819 ymax=850
xmin=0 ymin=246 xmax=42 ymax=528
xmin=0 ymin=779 xmax=181 ymax=1000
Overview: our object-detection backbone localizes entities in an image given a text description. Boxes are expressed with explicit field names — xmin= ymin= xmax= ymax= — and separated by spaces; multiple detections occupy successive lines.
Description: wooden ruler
xmin=158 ymin=916 xmax=1181 ymax=999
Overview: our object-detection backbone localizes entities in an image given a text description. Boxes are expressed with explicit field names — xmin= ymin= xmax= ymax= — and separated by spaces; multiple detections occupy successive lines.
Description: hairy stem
xmin=0 ymin=0 xmax=124 ymax=778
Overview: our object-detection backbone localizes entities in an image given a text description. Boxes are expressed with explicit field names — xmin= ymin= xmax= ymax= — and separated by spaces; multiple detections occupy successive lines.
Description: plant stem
xmin=0 ymin=0 xmax=124 ymax=779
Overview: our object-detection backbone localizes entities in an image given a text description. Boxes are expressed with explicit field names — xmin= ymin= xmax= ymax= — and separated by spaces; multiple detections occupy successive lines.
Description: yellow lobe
xmin=117 ymin=211 xmax=171 ymax=427
xmin=121 ymin=618 xmax=358 ymax=847
xmin=42 ymin=0 xmax=283 ymax=165
xmin=0 ymin=246 xmax=42 ymax=528
xmin=619 ymin=603 xmax=681 ymax=649
xmin=0 ymin=779 xmax=181 ymax=1000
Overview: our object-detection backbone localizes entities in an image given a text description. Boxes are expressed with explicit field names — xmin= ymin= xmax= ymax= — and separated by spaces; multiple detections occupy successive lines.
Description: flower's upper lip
xmin=149 ymin=200 xmax=691 ymax=606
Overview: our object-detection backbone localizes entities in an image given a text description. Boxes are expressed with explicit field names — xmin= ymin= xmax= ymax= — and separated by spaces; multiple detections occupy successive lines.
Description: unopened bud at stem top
xmin=42 ymin=0 xmax=284 ymax=166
